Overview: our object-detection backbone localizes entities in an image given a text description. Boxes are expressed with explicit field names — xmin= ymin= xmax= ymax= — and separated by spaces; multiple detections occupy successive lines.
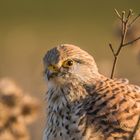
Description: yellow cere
xmin=48 ymin=65 xmax=58 ymax=72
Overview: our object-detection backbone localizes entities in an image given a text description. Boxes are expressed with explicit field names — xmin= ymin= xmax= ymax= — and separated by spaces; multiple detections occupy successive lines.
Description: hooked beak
xmin=46 ymin=65 xmax=60 ymax=80
xmin=47 ymin=71 xmax=59 ymax=80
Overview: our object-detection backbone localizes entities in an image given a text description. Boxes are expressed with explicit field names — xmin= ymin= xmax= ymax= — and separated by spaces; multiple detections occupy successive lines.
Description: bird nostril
xmin=48 ymin=65 xmax=59 ymax=72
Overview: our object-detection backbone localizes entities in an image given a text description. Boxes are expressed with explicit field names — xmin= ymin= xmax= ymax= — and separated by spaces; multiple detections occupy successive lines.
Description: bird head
xmin=43 ymin=44 xmax=99 ymax=84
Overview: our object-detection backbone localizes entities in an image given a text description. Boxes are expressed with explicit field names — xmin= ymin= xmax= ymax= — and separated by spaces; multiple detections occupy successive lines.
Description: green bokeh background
xmin=0 ymin=0 xmax=140 ymax=139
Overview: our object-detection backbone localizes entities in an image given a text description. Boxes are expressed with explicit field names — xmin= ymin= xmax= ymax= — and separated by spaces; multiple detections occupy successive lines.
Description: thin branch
xmin=114 ymin=9 xmax=122 ymax=20
xmin=126 ymin=9 xmax=132 ymax=20
xmin=110 ymin=56 xmax=117 ymax=79
xmin=129 ymin=14 xmax=140 ymax=27
xmin=122 ymin=11 xmax=125 ymax=22
xmin=109 ymin=43 xmax=115 ymax=56
xmin=122 ymin=36 xmax=140 ymax=47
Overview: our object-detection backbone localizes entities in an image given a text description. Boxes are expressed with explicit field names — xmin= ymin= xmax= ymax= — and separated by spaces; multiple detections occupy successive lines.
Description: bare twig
xmin=129 ymin=14 xmax=140 ymax=27
xmin=114 ymin=9 xmax=122 ymax=20
xmin=109 ymin=9 xmax=140 ymax=139
xmin=109 ymin=9 xmax=140 ymax=79
xmin=126 ymin=9 xmax=132 ymax=20
xmin=109 ymin=43 xmax=115 ymax=56
xmin=122 ymin=36 xmax=140 ymax=47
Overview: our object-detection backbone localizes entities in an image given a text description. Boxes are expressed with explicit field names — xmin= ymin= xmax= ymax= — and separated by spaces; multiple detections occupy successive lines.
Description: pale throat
xmin=46 ymin=79 xmax=88 ymax=111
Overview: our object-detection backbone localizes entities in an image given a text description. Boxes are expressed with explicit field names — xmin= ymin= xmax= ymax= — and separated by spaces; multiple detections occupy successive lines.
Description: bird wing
xmin=84 ymin=77 xmax=140 ymax=139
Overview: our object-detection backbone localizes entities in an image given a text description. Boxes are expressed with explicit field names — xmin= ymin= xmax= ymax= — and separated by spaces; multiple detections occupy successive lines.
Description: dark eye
xmin=62 ymin=59 xmax=74 ymax=67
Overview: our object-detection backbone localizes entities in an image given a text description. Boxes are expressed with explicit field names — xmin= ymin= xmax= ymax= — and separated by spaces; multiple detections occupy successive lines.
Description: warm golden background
xmin=0 ymin=0 xmax=140 ymax=140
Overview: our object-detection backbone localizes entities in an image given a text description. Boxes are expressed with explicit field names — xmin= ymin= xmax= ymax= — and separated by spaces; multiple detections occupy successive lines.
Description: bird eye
xmin=62 ymin=59 xmax=74 ymax=68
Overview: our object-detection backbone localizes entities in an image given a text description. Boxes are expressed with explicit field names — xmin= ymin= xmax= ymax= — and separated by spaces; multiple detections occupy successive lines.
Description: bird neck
xmin=46 ymin=76 xmax=100 ymax=112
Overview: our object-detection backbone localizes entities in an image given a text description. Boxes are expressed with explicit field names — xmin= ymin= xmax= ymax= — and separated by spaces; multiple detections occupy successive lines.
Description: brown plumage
xmin=43 ymin=44 xmax=140 ymax=140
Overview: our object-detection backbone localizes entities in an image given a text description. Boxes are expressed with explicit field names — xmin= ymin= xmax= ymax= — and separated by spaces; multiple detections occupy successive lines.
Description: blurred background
xmin=0 ymin=0 xmax=140 ymax=140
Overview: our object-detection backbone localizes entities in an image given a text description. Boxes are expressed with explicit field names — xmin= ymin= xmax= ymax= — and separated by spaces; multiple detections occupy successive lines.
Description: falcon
xmin=43 ymin=44 xmax=140 ymax=140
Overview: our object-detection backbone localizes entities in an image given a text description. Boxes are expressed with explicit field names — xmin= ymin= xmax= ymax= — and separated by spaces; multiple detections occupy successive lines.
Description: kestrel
xmin=43 ymin=44 xmax=140 ymax=140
